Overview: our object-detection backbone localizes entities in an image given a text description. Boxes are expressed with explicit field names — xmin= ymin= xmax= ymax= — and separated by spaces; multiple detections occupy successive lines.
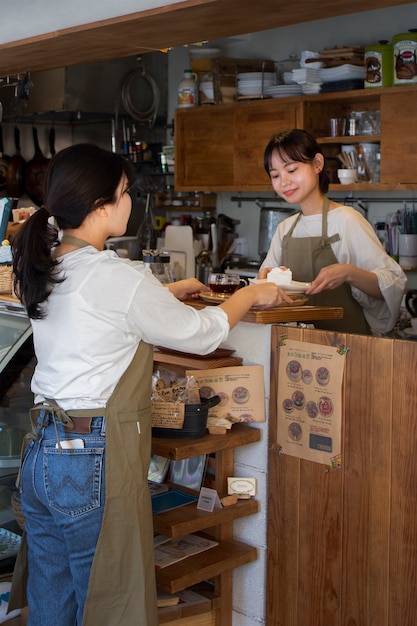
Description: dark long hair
xmin=12 ymin=144 xmax=136 ymax=319
xmin=263 ymin=128 xmax=329 ymax=193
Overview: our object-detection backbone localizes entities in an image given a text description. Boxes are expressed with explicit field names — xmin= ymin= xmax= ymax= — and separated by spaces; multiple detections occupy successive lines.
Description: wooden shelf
xmin=153 ymin=350 xmax=243 ymax=370
xmin=155 ymin=537 xmax=257 ymax=594
xmin=153 ymin=498 xmax=258 ymax=538
xmin=152 ymin=423 xmax=261 ymax=461
xmin=158 ymin=583 xmax=220 ymax=624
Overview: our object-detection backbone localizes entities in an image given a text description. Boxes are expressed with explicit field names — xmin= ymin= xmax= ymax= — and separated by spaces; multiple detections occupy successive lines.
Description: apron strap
xmin=313 ymin=197 xmax=340 ymax=260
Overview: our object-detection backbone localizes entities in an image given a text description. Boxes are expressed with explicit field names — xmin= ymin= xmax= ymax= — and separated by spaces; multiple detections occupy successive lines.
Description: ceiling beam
xmin=0 ymin=0 xmax=413 ymax=75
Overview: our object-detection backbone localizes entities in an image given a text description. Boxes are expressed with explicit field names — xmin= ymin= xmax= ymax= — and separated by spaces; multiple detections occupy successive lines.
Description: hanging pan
xmin=23 ymin=127 xmax=49 ymax=206
xmin=6 ymin=127 xmax=26 ymax=198
xmin=0 ymin=126 xmax=10 ymax=192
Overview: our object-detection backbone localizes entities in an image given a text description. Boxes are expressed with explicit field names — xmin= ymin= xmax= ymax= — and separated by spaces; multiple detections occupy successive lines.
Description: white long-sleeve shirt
xmin=31 ymin=247 xmax=230 ymax=410
xmin=261 ymin=205 xmax=406 ymax=335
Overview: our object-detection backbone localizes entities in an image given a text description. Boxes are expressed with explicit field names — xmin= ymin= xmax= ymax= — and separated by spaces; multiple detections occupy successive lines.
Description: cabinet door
xmin=175 ymin=99 xmax=301 ymax=191
xmin=175 ymin=105 xmax=235 ymax=190
xmin=233 ymin=99 xmax=301 ymax=189
xmin=380 ymin=92 xmax=417 ymax=184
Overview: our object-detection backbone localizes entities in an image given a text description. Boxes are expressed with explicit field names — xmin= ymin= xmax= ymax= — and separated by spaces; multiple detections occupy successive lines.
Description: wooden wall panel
xmin=267 ymin=328 xmax=416 ymax=626
xmin=390 ymin=339 xmax=417 ymax=624
xmin=342 ymin=334 xmax=392 ymax=626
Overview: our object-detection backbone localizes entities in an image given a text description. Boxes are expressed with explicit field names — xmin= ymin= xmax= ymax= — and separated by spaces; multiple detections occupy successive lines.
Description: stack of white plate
xmin=291 ymin=68 xmax=322 ymax=84
xmin=263 ymin=84 xmax=303 ymax=98
xmin=237 ymin=72 xmax=276 ymax=97
xmin=301 ymin=83 xmax=322 ymax=94
xmin=320 ymin=64 xmax=364 ymax=83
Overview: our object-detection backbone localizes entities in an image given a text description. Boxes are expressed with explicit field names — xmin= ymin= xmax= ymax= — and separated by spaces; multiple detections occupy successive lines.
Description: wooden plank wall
xmin=267 ymin=326 xmax=417 ymax=625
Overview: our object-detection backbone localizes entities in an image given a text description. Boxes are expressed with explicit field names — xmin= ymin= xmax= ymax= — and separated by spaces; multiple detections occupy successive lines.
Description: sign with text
xmin=186 ymin=365 xmax=265 ymax=423
xmin=277 ymin=339 xmax=347 ymax=465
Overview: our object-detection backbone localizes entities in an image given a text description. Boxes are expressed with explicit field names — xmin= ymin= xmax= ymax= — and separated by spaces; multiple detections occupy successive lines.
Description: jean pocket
xmin=44 ymin=447 xmax=104 ymax=517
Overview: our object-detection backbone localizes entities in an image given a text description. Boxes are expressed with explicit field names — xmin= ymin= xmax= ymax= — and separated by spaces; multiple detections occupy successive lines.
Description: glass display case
xmin=0 ymin=301 xmax=34 ymax=551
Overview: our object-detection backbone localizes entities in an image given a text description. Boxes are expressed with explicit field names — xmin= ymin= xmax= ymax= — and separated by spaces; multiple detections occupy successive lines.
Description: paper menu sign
xmin=277 ymin=340 xmax=346 ymax=465
xmin=186 ymin=365 xmax=265 ymax=423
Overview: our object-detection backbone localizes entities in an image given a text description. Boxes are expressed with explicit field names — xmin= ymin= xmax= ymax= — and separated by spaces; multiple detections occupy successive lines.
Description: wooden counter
xmin=267 ymin=325 xmax=417 ymax=626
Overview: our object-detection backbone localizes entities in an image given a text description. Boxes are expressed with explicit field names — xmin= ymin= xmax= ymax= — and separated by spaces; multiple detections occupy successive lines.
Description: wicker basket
xmin=0 ymin=265 xmax=13 ymax=294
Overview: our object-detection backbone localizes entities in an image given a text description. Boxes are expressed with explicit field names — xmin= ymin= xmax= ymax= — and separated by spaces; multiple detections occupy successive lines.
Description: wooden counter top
xmin=184 ymin=299 xmax=343 ymax=324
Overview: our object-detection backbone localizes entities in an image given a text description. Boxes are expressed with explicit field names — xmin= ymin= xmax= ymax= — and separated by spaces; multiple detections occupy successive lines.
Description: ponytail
xmin=12 ymin=206 xmax=63 ymax=319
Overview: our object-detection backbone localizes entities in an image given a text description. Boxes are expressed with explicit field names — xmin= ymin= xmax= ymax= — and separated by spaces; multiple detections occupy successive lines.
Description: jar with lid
xmin=177 ymin=69 xmax=199 ymax=108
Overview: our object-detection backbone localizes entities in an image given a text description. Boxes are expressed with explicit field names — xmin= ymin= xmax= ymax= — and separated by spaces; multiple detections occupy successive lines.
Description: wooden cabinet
xmin=174 ymin=84 xmax=417 ymax=192
xmin=175 ymin=98 xmax=302 ymax=191
xmin=152 ymin=351 xmax=259 ymax=626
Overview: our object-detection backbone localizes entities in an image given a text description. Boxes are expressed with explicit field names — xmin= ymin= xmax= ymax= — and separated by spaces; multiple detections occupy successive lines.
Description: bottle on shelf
xmin=136 ymin=193 xmax=157 ymax=260
xmin=178 ymin=69 xmax=199 ymax=108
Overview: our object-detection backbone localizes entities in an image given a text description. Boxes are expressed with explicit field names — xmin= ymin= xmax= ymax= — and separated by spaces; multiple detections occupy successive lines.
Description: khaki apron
xmin=282 ymin=198 xmax=371 ymax=335
xmin=10 ymin=236 xmax=158 ymax=625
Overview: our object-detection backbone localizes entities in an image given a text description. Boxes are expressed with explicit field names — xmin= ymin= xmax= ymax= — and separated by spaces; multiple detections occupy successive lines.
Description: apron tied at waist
xmin=29 ymin=399 xmax=106 ymax=453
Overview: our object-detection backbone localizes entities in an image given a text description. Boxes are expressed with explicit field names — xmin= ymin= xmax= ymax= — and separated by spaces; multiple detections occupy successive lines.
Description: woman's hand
xmin=220 ymin=283 xmax=294 ymax=329
xmin=258 ymin=265 xmax=288 ymax=280
xmin=258 ymin=267 xmax=272 ymax=280
xmin=306 ymin=263 xmax=383 ymax=300
xmin=306 ymin=264 xmax=349 ymax=294
xmin=168 ymin=278 xmax=208 ymax=301
xmin=247 ymin=283 xmax=294 ymax=309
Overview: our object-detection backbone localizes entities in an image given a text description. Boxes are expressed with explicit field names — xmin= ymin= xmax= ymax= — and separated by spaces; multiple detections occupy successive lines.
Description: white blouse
xmin=31 ymin=247 xmax=230 ymax=410
xmin=261 ymin=205 xmax=406 ymax=335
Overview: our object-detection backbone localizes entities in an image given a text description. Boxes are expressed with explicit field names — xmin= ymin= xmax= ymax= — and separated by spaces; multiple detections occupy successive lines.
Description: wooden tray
xmin=184 ymin=300 xmax=343 ymax=325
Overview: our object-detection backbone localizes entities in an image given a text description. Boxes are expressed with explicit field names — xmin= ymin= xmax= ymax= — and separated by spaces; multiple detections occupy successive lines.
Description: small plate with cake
xmin=249 ymin=267 xmax=311 ymax=293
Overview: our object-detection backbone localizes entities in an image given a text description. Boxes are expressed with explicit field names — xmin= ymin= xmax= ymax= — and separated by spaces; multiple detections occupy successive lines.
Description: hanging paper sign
xmin=277 ymin=339 xmax=347 ymax=465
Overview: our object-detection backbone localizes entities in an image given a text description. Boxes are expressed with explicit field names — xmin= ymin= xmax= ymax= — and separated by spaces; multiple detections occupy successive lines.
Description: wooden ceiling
xmin=0 ymin=0 xmax=414 ymax=75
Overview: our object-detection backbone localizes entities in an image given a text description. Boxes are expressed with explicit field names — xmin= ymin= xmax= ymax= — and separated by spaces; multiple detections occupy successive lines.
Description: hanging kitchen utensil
xmin=6 ymin=127 xmax=26 ymax=198
xmin=23 ymin=127 xmax=50 ymax=206
xmin=0 ymin=126 xmax=10 ymax=191
xmin=48 ymin=127 xmax=56 ymax=158
xmin=118 ymin=61 xmax=160 ymax=128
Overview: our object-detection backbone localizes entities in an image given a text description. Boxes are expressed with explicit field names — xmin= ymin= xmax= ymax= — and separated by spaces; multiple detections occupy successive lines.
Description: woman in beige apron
xmin=9 ymin=144 xmax=289 ymax=625
xmin=259 ymin=129 xmax=405 ymax=335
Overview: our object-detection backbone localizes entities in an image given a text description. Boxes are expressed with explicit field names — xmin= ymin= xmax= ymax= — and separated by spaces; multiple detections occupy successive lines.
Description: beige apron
xmin=282 ymin=198 xmax=371 ymax=334
xmin=10 ymin=236 xmax=158 ymax=625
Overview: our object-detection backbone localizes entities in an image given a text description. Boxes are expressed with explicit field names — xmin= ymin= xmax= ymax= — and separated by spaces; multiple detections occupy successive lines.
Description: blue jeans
xmin=19 ymin=411 xmax=106 ymax=626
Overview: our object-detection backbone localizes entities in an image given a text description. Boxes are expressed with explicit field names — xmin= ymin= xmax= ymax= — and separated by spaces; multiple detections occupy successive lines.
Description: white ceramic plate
xmin=249 ymin=278 xmax=311 ymax=293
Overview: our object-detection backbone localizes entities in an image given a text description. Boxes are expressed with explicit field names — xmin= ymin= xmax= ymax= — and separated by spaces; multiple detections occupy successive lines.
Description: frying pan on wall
xmin=6 ymin=127 xmax=26 ymax=198
xmin=23 ymin=127 xmax=49 ymax=206
xmin=0 ymin=126 xmax=10 ymax=192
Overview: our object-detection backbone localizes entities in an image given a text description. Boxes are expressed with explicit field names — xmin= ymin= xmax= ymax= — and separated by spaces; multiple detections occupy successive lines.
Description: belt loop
xmin=100 ymin=416 xmax=106 ymax=437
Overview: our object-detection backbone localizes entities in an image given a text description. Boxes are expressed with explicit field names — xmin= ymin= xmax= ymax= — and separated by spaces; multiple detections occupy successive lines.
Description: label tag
xmin=197 ymin=487 xmax=222 ymax=512
xmin=56 ymin=439 xmax=85 ymax=449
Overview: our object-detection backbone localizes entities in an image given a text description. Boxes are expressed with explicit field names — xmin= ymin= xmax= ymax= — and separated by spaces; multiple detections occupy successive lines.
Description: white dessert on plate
xmin=249 ymin=266 xmax=311 ymax=293
xmin=267 ymin=266 xmax=292 ymax=285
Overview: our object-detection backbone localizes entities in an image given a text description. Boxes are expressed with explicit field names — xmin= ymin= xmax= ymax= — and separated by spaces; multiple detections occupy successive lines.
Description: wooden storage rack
xmin=152 ymin=350 xmax=260 ymax=626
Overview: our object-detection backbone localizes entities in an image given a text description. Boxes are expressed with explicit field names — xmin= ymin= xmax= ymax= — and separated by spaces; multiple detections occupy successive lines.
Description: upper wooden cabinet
xmin=175 ymin=98 xmax=302 ymax=191
xmin=174 ymin=84 xmax=417 ymax=192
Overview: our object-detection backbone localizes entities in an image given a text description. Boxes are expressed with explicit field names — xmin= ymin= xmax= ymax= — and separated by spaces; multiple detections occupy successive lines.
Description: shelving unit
xmin=174 ymin=84 xmax=417 ymax=192
xmin=152 ymin=350 xmax=260 ymax=626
